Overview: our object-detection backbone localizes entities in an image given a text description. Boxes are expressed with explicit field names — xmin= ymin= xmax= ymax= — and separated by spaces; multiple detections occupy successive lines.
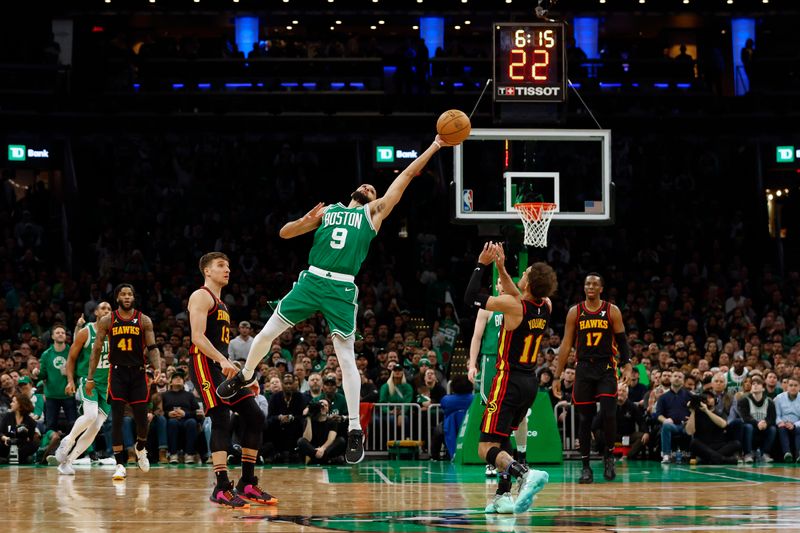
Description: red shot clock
xmin=493 ymin=22 xmax=567 ymax=103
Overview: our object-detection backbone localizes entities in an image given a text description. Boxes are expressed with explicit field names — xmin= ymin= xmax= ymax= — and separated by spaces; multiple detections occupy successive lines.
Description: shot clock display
xmin=493 ymin=22 xmax=566 ymax=103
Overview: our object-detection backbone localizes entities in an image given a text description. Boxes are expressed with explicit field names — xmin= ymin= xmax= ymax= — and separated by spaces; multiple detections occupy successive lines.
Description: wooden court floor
xmin=1 ymin=460 xmax=799 ymax=532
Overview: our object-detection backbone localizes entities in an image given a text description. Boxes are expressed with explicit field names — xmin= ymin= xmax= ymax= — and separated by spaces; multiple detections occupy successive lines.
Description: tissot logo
xmin=497 ymin=87 xmax=562 ymax=97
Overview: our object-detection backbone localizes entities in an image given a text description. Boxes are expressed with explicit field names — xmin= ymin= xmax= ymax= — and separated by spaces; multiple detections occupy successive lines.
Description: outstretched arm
xmin=494 ymin=244 xmax=520 ymax=298
xmin=610 ymin=304 xmax=632 ymax=382
xmin=279 ymin=202 xmax=326 ymax=239
xmin=65 ymin=327 xmax=89 ymax=395
xmin=85 ymin=314 xmax=111 ymax=396
xmin=552 ymin=306 xmax=577 ymax=398
xmin=369 ymin=135 xmax=450 ymax=230
xmin=468 ymin=309 xmax=491 ymax=384
xmin=141 ymin=314 xmax=162 ymax=380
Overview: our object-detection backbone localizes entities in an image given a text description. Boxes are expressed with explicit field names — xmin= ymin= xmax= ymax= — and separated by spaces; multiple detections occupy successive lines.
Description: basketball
xmin=436 ymin=109 xmax=471 ymax=146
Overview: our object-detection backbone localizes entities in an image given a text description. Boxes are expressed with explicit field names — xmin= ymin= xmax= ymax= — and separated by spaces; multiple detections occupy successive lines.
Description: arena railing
xmin=364 ymin=403 xmax=422 ymax=456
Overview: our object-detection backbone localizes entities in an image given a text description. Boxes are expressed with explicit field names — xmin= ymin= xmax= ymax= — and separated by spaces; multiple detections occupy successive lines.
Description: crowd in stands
xmin=1 ymin=127 xmax=799 ymax=466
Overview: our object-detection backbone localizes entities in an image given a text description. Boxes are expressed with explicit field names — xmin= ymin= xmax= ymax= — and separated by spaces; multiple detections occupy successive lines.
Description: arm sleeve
xmin=767 ymin=401 xmax=777 ymax=426
xmin=614 ymin=332 xmax=631 ymax=366
xmin=738 ymin=397 xmax=754 ymax=424
xmin=463 ymin=264 xmax=489 ymax=309
xmin=654 ymin=395 xmax=665 ymax=420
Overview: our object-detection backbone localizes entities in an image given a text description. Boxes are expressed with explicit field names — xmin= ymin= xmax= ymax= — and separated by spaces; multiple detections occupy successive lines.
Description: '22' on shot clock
xmin=493 ymin=22 xmax=566 ymax=103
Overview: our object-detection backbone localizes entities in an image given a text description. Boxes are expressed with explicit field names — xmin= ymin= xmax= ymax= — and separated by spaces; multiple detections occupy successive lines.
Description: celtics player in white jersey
xmin=54 ymin=302 xmax=113 ymax=475
xmin=219 ymin=133 xmax=454 ymax=463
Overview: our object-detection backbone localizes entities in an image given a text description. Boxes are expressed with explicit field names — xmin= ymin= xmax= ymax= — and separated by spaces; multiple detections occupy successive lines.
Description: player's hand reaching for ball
xmin=433 ymin=134 xmax=455 ymax=148
xmin=478 ymin=242 xmax=496 ymax=265
xmin=304 ymin=202 xmax=326 ymax=221
xmin=493 ymin=243 xmax=507 ymax=270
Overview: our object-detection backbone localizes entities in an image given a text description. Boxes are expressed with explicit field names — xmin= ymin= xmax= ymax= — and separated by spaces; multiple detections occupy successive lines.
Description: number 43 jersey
xmin=496 ymin=299 xmax=551 ymax=373
xmin=308 ymin=203 xmax=377 ymax=276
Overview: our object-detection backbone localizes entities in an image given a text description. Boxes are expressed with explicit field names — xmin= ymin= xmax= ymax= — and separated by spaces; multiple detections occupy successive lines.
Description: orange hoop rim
xmin=513 ymin=202 xmax=558 ymax=221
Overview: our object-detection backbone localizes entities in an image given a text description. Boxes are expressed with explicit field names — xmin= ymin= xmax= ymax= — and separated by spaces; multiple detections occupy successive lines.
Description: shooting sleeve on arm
xmin=464 ymin=264 xmax=489 ymax=309
xmin=615 ymin=332 xmax=631 ymax=366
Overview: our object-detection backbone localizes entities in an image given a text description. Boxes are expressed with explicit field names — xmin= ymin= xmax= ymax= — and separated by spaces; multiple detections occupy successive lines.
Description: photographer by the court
xmin=685 ymin=391 xmax=741 ymax=465
xmin=297 ymin=398 xmax=345 ymax=465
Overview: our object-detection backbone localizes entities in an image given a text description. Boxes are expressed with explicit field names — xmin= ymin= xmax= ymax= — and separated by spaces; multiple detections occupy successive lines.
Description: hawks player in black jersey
xmin=87 ymin=284 xmax=161 ymax=481
xmin=554 ymin=272 xmax=632 ymax=484
xmin=187 ymin=252 xmax=277 ymax=508
xmin=465 ymin=242 xmax=555 ymax=514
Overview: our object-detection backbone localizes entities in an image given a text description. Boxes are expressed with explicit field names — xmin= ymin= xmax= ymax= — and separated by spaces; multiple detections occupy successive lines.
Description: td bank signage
xmin=373 ymin=142 xmax=422 ymax=169
xmin=8 ymin=144 xmax=50 ymax=161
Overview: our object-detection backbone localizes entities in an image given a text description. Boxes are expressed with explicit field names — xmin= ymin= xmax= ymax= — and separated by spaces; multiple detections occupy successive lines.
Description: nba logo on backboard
xmin=463 ymin=189 xmax=473 ymax=212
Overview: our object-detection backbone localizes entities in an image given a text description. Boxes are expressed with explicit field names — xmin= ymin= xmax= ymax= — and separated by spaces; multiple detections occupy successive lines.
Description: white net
xmin=514 ymin=203 xmax=557 ymax=248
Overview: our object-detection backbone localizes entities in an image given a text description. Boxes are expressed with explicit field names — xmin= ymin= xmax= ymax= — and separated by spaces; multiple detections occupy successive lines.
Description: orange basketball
xmin=436 ymin=109 xmax=471 ymax=145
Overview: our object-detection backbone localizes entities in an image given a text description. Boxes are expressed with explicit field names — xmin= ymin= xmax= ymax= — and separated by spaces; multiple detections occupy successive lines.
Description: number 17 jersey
xmin=308 ymin=203 xmax=377 ymax=276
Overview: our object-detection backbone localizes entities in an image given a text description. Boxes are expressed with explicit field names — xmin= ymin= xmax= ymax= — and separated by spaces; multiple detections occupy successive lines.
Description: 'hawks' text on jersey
xmin=575 ymin=300 xmax=617 ymax=360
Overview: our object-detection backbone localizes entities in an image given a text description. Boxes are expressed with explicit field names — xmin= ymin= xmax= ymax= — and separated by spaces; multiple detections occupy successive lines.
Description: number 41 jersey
xmin=308 ymin=203 xmax=377 ymax=276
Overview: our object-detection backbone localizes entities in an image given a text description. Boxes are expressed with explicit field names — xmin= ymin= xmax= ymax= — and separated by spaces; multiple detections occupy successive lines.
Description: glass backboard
xmin=453 ymin=129 xmax=612 ymax=224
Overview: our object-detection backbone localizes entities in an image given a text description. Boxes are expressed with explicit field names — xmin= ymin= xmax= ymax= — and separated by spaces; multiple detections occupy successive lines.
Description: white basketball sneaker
xmin=136 ymin=447 xmax=150 ymax=473
xmin=113 ymin=464 xmax=127 ymax=480
xmin=54 ymin=436 xmax=73 ymax=464
xmin=57 ymin=461 xmax=76 ymax=476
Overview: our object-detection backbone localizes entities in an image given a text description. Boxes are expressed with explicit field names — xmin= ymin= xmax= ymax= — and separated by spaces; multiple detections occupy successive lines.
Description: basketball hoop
xmin=514 ymin=202 xmax=557 ymax=248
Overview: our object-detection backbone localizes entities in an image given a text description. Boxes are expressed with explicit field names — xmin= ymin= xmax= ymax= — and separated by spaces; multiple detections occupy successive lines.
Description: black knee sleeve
xmin=485 ymin=445 xmax=501 ymax=467
xmin=231 ymin=398 xmax=264 ymax=451
xmin=111 ymin=401 xmax=125 ymax=447
xmin=209 ymin=406 xmax=232 ymax=453
xmin=131 ymin=403 xmax=149 ymax=441
xmin=500 ymin=437 xmax=513 ymax=455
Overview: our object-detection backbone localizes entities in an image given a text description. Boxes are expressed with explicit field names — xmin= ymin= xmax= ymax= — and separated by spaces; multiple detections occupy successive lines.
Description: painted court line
xmin=721 ymin=468 xmax=800 ymax=482
xmin=673 ymin=467 xmax=761 ymax=484
xmin=372 ymin=466 xmax=394 ymax=485
xmin=322 ymin=469 xmax=330 ymax=484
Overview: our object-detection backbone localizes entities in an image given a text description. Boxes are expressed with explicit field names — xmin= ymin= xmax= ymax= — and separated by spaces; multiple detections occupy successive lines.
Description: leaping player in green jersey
xmin=218 ymin=133 xmax=453 ymax=463
xmin=54 ymin=301 xmax=113 ymax=475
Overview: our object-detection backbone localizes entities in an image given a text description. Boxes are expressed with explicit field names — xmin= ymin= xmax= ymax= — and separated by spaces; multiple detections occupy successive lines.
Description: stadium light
xmin=378 ymin=20 xmax=385 ymax=24
xmin=465 ymin=20 xmax=471 ymax=24
xmin=370 ymin=25 xmax=377 ymax=30
xmin=292 ymin=20 xmax=299 ymax=24
xmin=336 ymin=20 xmax=342 ymax=24
xmin=412 ymin=25 xmax=419 ymax=30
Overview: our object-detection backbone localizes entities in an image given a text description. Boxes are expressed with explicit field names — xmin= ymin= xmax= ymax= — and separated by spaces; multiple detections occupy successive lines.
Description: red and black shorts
xmin=480 ymin=370 xmax=538 ymax=440
xmin=190 ymin=352 xmax=254 ymax=411
xmin=572 ymin=358 xmax=618 ymax=405
xmin=109 ymin=364 xmax=150 ymax=405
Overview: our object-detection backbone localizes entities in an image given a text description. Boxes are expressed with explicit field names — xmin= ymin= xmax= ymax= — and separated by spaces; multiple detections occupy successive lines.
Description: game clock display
xmin=493 ymin=22 xmax=566 ymax=103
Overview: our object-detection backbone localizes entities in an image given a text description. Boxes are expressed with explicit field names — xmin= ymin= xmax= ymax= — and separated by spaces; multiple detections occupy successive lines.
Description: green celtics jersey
xmin=480 ymin=311 xmax=504 ymax=355
xmin=308 ymin=203 xmax=377 ymax=276
xmin=82 ymin=323 xmax=110 ymax=384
